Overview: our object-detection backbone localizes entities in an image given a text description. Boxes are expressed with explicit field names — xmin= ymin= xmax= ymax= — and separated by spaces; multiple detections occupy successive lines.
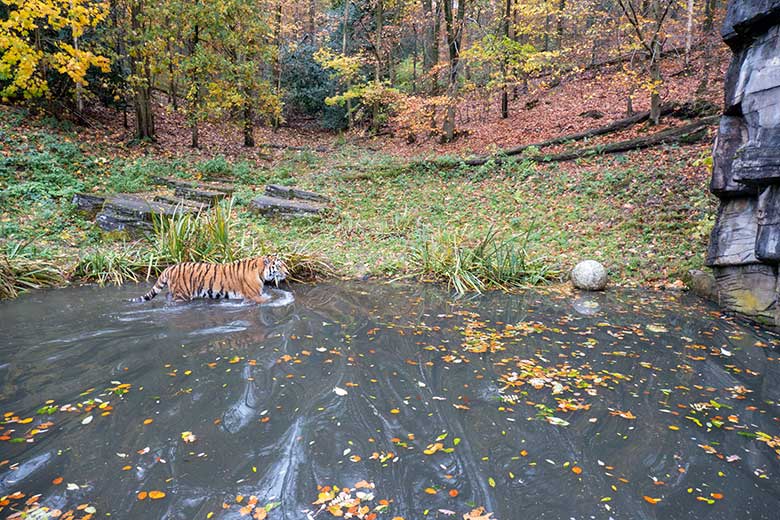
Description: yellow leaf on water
xmin=424 ymin=442 xmax=444 ymax=455
xmin=643 ymin=496 xmax=661 ymax=504
xmin=424 ymin=487 xmax=437 ymax=494
xmin=143 ymin=418 xmax=153 ymax=425
xmin=463 ymin=507 xmax=494 ymax=519
xmin=149 ymin=491 xmax=166 ymax=500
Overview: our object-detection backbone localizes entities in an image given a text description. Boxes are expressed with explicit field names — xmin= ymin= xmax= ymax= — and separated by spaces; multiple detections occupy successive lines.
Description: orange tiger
xmin=132 ymin=255 xmax=288 ymax=303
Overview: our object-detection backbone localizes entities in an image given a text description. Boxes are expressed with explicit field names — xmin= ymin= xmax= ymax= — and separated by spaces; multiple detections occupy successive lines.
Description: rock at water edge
xmin=571 ymin=260 xmax=608 ymax=291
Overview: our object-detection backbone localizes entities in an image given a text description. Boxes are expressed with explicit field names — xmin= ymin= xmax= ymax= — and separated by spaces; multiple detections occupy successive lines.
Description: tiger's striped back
xmin=131 ymin=255 xmax=288 ymax=303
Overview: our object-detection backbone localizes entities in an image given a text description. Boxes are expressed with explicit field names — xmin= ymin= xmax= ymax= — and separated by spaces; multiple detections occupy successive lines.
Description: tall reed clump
xmin=0 ymin=242 xmax=64 ymax=299
xmin=151 ymin=199 xmax=247 ymax=266
xmin=73 ymin=246 xmax=148 ymax=286
xmin=411 ymin=226 xmax=559 ymax=294
xmin=268 ymin=242 xmax=336 ymax=283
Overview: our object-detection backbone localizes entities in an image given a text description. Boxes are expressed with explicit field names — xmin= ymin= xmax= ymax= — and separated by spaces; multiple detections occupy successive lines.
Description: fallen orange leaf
xmin=149 ymin=491 xmax=166 ymax=500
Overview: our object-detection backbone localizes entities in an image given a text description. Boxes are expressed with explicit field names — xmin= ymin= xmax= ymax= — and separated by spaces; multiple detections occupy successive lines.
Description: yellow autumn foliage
xmin=0 ymin=0 xmax=110 ymax=100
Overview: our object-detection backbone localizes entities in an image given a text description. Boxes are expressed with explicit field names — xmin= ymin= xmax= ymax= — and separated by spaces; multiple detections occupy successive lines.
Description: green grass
xmin=411 ymin=226 xmax=559 ymax=293
xmin=0 ymin=106 xmax=717 ymax=298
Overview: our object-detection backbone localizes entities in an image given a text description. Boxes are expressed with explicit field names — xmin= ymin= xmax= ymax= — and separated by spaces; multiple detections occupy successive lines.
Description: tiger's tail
xmin=131 ymin=267 xmax=171 ymax=302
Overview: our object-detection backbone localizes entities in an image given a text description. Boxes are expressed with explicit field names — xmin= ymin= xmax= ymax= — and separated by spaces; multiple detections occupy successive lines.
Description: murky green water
xmin=2 ymin=282 xmax=780 ymax=519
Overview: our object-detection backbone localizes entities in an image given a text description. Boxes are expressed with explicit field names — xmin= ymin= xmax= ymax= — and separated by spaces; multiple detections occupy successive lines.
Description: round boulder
xmin=571 ymin=260 xmax=608 ymax=291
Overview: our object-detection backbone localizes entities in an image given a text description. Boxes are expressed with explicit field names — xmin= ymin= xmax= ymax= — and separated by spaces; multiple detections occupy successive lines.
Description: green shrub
xmin=198 ymin=155 xmax=233 ymax=178
xmin=411 ymin=225 xmax=559 ymax=294
xmin=0 ymin=242 xmax=64 ymax=299
xmin=0 ymin=150 xmax=85 ymax=201
xmin=74 ymin=247 xmax=146 ymax=286
xmin=151 ymin=199 xmax=247 ymax=265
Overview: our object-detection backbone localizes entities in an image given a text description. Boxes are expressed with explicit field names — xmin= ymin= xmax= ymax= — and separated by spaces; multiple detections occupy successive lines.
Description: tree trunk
xmin=543 ymin=9 xmax=550 ymax=51
xmin=308 ymin=0 xmax=315 ymax=40
xmin=422 ymin=0 xmax=441 ymax=92
xmin=342 ymin=0 xmax=353 ymax=129
xmin=442 ymin=0 xmax=466 ymax=141
xmin=134 ymin=83 xmax=155 ymax=140
xmin=557 ymin=0 xmax=566 ymax=50
xmin=501 ymin=0 xmax=512 ymax=119
xmin=243 ymin=103 xmax=255 ymax=147
xmin=696 ymin=0 xmax=713 ymax=96
xmin=684 ymin=0 xmax=694 ymax=68
xmin=412 ymin=23 xmax=418 ymax=93
xmin=130 ymin=1 xmax=155 ymax=140
xmin=273 ymin=0 xmax=283 ymax=130
xmin=649 ymin=38 xmax=662 ymax=125
xmin=190 ymin=21 xmax=201 ymax=148
xmin=372 ymin=0 xmax=383 ymax=133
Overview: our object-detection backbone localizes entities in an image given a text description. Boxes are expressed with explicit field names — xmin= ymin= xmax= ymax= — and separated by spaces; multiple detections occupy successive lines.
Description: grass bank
xmin=0 ymin=107 xmax=717 ymax=299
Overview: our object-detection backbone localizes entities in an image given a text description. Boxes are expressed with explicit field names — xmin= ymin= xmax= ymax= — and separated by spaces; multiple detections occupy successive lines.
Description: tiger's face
xmin=261 ymin=255 xmax=288 ymax=286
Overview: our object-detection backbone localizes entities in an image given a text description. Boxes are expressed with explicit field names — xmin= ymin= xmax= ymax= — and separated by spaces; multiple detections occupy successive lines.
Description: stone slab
xmin=153 ymin=195 xmax=211 ymax=211
xmin=706 ymin=197 xmax=760 ymax=266
xmin=689 ymin=269 xmax=719 ymax=303
xmin=756 ymin=185 xmax=780 ymax=262
xmin=711 ymin=116 xmax=756 ymax=196
xmin=153 ymin=175 xmax=235 ymax=194
xmin=733 ymin=146 xmax=780 ymax=184
xmin=71 ymin=193 xmax=107 ymax=217
xmin=265 ymin=184 xmax=330 ymax=203
xmin=713 ymin=263 xmax=778 ymax=325
xmin=249 ymin=195 xmax=325 ymax=217
xmin=722 ymin=0 xmax=780 ymax=47
xmin=174 ymin=186 xmax=228 ymax=204
xmin=96 ymin=195 xmax=195 ymax=233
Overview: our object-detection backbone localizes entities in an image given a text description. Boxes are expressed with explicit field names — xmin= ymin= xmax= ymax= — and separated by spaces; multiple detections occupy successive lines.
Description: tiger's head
xmin=259 ymin=254 xmax=288 ymax=286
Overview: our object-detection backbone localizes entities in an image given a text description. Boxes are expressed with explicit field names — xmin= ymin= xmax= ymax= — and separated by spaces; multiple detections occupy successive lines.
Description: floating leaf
xmin=463 ymin=507 xmax=494 ymax=520
xmin=546 ymin=416 xmax=570 ymax=426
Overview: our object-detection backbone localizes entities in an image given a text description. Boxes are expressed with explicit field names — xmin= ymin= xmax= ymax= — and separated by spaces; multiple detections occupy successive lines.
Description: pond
xmin=2 ymin=282 xmax=780 ymax=520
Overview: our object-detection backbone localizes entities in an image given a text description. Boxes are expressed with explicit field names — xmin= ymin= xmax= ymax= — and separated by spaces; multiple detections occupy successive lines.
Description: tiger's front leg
xmin=247 ymin=292 xmax=270 ymax=304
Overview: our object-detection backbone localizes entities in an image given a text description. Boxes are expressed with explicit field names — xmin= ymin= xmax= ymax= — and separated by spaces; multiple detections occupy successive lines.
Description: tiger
xmin=132 ymin=255 xmax=288 ymax=304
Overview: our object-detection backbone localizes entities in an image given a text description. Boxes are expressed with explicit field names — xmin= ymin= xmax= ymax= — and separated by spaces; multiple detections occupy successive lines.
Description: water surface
xmin=2 ymin=282 xmax=780 ymax=519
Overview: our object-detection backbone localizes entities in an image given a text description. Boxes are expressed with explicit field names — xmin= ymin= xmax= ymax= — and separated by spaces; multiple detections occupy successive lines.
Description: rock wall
xmin=706 ymin=0 xmax=780 ymax=325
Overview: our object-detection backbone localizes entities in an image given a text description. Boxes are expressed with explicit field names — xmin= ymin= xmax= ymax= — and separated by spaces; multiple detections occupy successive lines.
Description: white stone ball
xmin=571 ymin=260 xmax=608 ymax=291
